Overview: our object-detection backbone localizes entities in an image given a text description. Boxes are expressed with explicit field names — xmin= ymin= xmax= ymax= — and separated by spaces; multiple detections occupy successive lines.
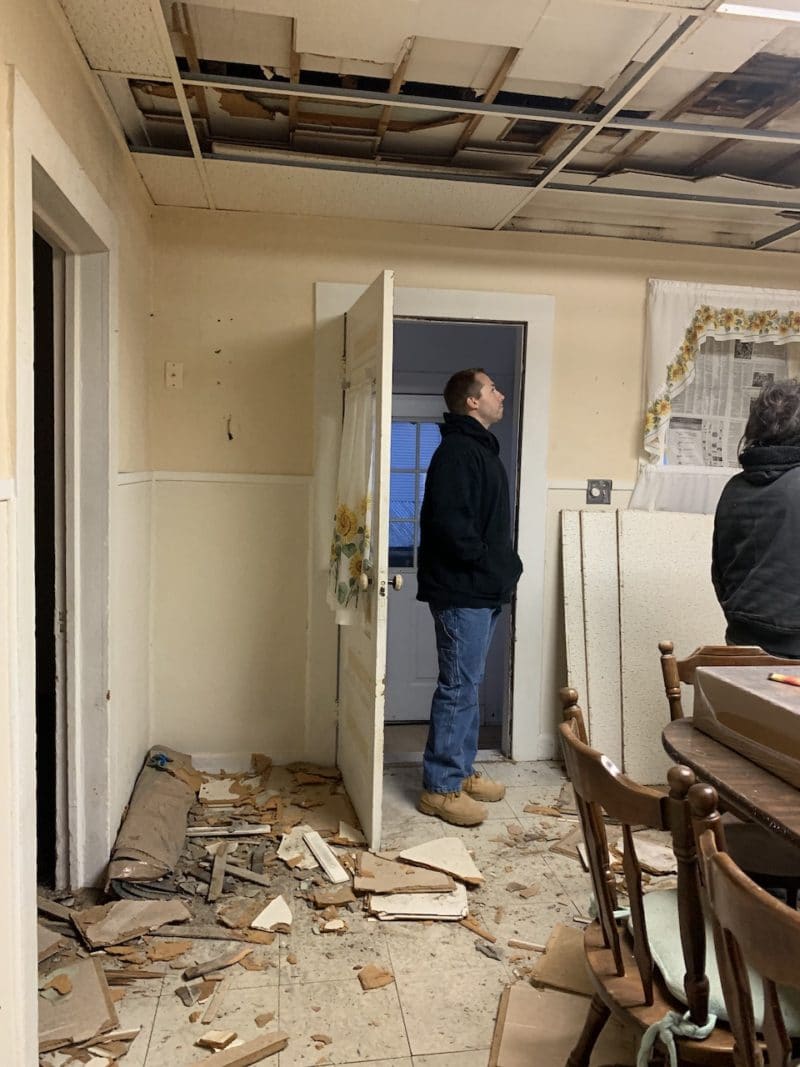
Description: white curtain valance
xmin=643 ymin=278 xmax=800 ymax=464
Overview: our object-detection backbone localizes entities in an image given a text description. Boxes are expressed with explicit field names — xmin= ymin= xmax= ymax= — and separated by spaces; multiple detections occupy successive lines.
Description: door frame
xmin=312 ymin=284 xmax=554 ymax=770
xmin=8 ymin=71 xmax=117 ymax=1058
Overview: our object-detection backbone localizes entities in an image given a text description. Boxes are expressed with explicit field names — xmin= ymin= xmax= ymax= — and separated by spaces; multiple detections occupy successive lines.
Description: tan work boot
xmin=462 ymin=771 xmax=506 ymax=802
xmin=418 ymin=790 xmax=487 ymax=826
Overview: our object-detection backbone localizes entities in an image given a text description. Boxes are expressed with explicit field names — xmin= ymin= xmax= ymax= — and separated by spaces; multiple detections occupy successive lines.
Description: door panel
xmin=336 ymin=271 xmax=394 ymax=850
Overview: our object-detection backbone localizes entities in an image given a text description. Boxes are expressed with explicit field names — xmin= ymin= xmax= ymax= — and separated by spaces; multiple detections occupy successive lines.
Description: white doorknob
xmin=389 ymin=574 xmax=404 ymax=590
xmin=358 ymin=572 xmax=370 ymax=591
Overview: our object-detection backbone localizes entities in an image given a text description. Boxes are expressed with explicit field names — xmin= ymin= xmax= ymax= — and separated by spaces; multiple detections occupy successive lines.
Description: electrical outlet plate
xmin=586 ymin=479 xmax=612 ymax=505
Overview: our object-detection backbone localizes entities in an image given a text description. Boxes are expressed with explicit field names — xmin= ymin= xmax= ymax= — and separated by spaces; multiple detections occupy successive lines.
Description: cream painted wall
xmin=149 ymin=208 xmax=800 ymax=767
xmin=150 ymin=477 xmax=310 ymax=763
xmin=0 ymin=0 xmax=154 ymax=1054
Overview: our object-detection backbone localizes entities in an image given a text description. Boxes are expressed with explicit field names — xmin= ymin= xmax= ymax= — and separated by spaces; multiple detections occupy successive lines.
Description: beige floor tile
xmin=144 ymin=981 xmax=280 ymax=1064
xmin=384 ymin=918 xmax=513 ymax=982
xmin=413 ymin=1052 xmax=489 ymax=1066
xmin=111 ymin=990 xmax=161 ymax=1067
xmin=279 ymin=925 xmax=391 ymax=985
xmin=475 ymin=761 xmax=565 ymax=791
xmin=278 ymin=979 xmax=411 ymax=1066
xmin=396 ymin=966 xmax=508 ymax=1057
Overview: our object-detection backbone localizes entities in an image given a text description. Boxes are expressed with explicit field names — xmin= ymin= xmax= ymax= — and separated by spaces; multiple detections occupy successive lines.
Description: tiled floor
xmin=128 ymin=759 xmax=604 ymax=1067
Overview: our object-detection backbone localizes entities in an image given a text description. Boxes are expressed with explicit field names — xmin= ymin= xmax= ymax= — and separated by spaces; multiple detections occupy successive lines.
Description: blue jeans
xmin=422 ymin=606 xmax=501 ymax=794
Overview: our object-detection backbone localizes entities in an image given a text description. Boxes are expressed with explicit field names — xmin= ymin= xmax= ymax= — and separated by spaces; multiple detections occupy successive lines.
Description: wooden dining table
xmin=663 ymin=716 xmax=800 ymax=848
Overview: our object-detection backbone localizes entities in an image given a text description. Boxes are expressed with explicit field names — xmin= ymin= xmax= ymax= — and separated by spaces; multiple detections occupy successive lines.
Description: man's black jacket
xmin=417 ymin=412 xmax=522 ymax=608
xmin=712 ymin=443 xmax=800 ymax=657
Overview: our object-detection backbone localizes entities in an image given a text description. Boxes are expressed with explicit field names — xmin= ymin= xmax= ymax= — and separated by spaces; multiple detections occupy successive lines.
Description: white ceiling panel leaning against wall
xmin=57 ymin=0 xmax=800 ymax=248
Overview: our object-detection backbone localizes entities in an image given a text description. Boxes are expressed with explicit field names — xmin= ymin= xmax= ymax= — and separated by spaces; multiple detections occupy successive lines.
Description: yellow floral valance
xmin=642 ymin=280 xmax=800 ymax=464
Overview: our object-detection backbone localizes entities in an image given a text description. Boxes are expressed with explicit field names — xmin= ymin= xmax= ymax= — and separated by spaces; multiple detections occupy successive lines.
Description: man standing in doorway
xmin=416 ymin=369 xmax=523 ymax=826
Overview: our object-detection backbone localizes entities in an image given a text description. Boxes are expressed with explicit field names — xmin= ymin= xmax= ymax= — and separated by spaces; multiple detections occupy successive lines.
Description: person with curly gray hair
xmin=712 ymin=378 xmax=800 ymax=657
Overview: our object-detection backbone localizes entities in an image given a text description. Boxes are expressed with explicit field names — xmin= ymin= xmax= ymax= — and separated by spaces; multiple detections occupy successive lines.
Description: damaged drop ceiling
xmin=59 ymin=0 xmax=800 ymax=250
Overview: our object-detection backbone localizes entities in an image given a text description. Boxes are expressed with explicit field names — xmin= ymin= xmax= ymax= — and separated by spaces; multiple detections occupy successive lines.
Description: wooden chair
xmin=658 ymin=641 xmax=800 ymax=909
xmin=658 ymin=641 xmax=799 ymax=723
xmin=558 ymin=687 xmax=735 ymax=1066
xmin=690 ymin=783 xmax=800 ymax=1067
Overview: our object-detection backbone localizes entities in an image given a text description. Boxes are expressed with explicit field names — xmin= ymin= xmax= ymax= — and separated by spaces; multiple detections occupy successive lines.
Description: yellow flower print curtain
xmin=328 ymin=381 xmax=375 ymax=625
xmin=642 ymin=279 xmax=800 ymax=464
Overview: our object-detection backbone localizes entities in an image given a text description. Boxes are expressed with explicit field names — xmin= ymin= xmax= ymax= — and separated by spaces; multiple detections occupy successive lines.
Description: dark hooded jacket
xmin=417 ymin=412 xmax=522 ymax=608
xmin=712 ymin=444 xmax=800 ymax=657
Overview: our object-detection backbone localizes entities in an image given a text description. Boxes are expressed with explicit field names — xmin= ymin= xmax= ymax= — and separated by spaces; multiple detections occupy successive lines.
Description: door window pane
xmin=419 ymin=423 xmax=440 ymax=468
xmin=390 ymin=472 xmax=416 ymax=519
xmin=391 ymin=422 xmax=416 ymax=469
xmin=389 ymin=417 xmax=440 ymax=568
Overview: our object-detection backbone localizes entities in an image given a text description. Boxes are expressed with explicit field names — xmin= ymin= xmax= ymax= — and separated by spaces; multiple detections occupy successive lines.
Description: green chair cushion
xmin=633 ymin=888 xmax=800 ymax=1035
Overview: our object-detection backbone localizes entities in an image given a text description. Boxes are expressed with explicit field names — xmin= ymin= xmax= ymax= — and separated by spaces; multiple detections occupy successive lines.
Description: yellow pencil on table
xmin=768 ymin=673 xmax=800 ymax=688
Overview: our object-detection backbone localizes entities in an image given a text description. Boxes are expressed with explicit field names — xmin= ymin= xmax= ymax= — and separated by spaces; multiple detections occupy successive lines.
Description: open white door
xmin=337 ymin=270 xmax=394 ymax=849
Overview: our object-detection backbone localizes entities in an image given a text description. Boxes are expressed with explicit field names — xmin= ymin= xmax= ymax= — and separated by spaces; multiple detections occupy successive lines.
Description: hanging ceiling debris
xmin=59 ymin=0 xmax=800 ymax=250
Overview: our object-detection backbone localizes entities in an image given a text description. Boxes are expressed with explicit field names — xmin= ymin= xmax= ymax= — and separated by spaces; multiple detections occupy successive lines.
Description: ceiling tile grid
xmin=54 ymin=0 xmax=800 ymax=250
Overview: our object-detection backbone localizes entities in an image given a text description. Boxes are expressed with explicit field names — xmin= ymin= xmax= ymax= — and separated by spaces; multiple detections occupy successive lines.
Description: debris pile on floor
xmin=39 ymin=747 xmax=518 ymax=1065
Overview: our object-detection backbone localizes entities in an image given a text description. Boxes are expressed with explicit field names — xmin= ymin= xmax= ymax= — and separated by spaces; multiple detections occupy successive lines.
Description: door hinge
xmin=57 ymin=609 xmax=66 ymax=636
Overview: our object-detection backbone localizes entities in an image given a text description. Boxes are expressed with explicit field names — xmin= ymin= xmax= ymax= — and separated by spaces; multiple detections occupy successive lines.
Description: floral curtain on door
xmin=328 ymin=381 xmax=375 ymax=625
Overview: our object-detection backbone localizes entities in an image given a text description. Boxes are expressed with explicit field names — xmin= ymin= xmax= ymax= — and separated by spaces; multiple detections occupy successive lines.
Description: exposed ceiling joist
xmin=492 ymin=9 xmax=716 ymax=228
xmin=451 ymin=46 xmax=521 ymax=156
xmin=376 ymin=36 xmax=415 ymax=150
xmin=146 ymin=0 xmax=214 ymax=206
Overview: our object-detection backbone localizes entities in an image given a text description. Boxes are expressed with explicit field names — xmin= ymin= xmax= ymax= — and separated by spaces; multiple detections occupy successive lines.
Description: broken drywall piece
xmin=197 ymin=1029 xmax=238 ymax=1050
xmin=614 ymin=834 xmax=676 ymax=875
xmin=309 ymin=885 xmax=355 ymax=909
xmin=367 ymin=883 xmax=469 ymax=921
xmin=277 ymin=825 xmax=318 ymax=870
xmin=72 ymin=900 xmax=191 ymax=948
xmin=489 ymin=983 xmax=636 ymax=1067
xmin=398 ymin=837 xmax=484 ymax=886
xmin=357 ymin=963 xmax=395 ymax=990
xmin=200 ymin=779 xmax=242 ymax=805
xmin=39 ymin=957 xmax=119 ymax=1052
xmin=354 ymin=852 xmax=454 ymax=895
xmin=183 ymin=946 xmax=253 ymax=981
xmin=531 ymin=923 xmax=593 ymax=998
xmin=331 ymin=821 xmax=366 ymax=846
xmin=251 ymin=895 xmax=292 ymax=933
xmin=302 ymin=830 xmax=349 ymax=884
xmin=216 ymin=897 xmax=263 ymax=930
xmin=184 ymin=1031 xmax=289 ymax=1066
xmin=38 ymin=924 xmax=68 ymax=963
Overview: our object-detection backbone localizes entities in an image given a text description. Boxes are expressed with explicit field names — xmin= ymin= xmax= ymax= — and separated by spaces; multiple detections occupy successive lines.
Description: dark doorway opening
xmin=33 ymin=230 xmax=62 ymax=887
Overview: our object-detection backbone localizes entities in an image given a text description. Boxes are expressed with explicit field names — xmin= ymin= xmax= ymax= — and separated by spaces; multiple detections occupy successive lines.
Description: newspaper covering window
xmin=665 ymin=338 xmax=790 ymax=467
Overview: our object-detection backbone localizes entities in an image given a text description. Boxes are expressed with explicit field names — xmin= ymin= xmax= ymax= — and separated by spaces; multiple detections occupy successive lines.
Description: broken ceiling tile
xmin=398 ymin=837 xmax=484 ymax=886
xmin=367 ymin=883 xmax=469 ymax=921
xmin=250 ymin=895 xmax=292 ymax=933
xmin=72 ymin=900 xmax=192 ymax=949
xmin=277 ymin=825 xmax=318 ymax=869
xmin=354 ymin=852 xmax=455 ymax=895
xmin=357 ymin=963 xmax=396 ymax=990
xmin=39 ymin=957 xmax=119 ymax=1052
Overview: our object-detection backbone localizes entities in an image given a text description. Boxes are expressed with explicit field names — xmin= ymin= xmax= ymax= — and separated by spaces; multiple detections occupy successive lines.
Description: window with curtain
xmin=630 ymin=279 xmax=800 ymax=514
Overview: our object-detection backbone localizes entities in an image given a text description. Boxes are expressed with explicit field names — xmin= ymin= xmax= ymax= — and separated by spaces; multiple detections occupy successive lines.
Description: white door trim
xmin=10 ymin=70 xmax=117 ymax=1060
xmin=313 ymin=284 xmax=555 ymax=767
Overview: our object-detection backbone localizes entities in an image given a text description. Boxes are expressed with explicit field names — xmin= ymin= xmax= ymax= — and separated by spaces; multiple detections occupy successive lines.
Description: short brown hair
xmin=742 ymin=378 xmax=800 ymax=451
xmin=443 ymin=368 xmax=485 ymax=415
